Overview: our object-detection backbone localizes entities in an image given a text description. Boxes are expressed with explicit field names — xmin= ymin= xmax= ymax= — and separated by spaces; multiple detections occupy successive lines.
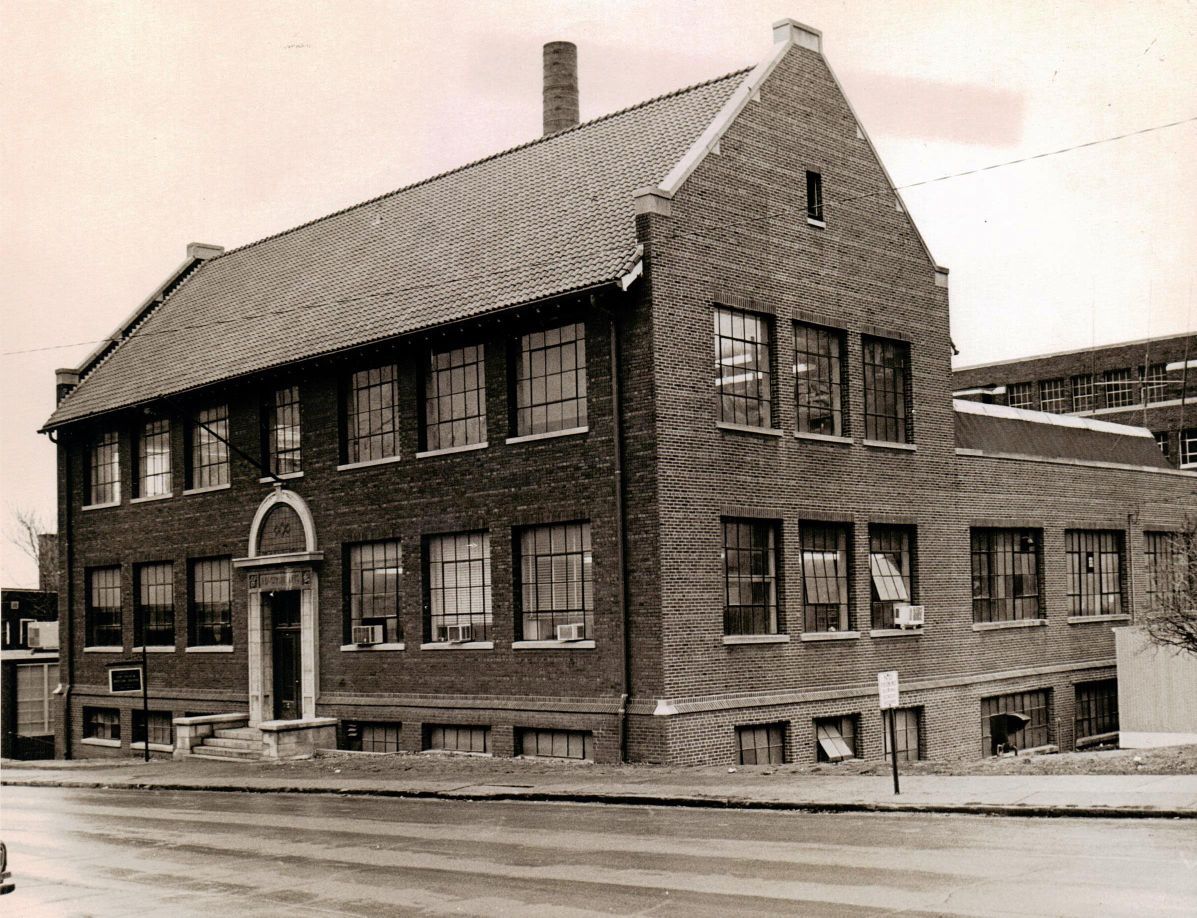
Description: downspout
xmin=59 ymin=432 xmax=74 ymax=759
xmin=609 ymin=306 xmax=631 ymax=763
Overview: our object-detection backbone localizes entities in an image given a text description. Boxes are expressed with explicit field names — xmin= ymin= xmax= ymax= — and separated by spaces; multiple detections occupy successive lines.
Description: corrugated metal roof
xmin=46 ymin=69 xmax=750 ymax=428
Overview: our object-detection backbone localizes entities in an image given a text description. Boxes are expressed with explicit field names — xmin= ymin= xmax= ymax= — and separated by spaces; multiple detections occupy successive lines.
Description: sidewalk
xmin=5 ymin=755 xmax=1197 ymax=818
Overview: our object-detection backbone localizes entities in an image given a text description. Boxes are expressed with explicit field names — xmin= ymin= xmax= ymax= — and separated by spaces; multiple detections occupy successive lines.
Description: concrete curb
xmin=5 ymin=778 xmax=1194 ymax=820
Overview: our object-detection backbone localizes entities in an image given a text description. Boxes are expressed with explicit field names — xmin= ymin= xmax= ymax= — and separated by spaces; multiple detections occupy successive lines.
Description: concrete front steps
xmin=174 ymin=714 xmax=338 ymax=762
xmin=191 ymin=727 xmax=262 ymax=761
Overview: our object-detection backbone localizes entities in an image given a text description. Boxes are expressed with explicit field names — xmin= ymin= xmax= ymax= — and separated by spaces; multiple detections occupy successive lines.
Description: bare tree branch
xmin=6 ymin=505 xmax=45 ymax=566
xmin=1141 ymin=517 xmax=1197 ymax=657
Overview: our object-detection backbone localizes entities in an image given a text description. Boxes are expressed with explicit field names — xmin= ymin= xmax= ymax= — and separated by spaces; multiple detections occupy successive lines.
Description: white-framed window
xmin=87 ymin=430 xmax=120 ymax=504
xmin=1038 ymin=378 xmax=1068 ymax=414
xmin=425 ymin=531 xmax=491 ymax=642
xmin=1070 ymin=374 xmax=1095 ymax=412
xmin=1142 ymin=364 xmax=1169 ymax=404
xmin=518 ymin=522 xmax=593 ymax=641
xmin=135 ymin=418 xmax=171 ymax=497
xmin=1006 ymin=382 xmax=1034 ymax=410
xmin=346 ymin=541 xmax=402 ymax=644
xmin=266 ymin=385 xmax=302 ymax=475
xmin=187 ymin=405 xmax=230 ymax=488
xmin=1102 ymin=368 xmax=1135 ymax=409
xmin=16 ymin=662 xmax=58 ymax=736
xmin=1181 ymin=428 xmax=1197 ymax=468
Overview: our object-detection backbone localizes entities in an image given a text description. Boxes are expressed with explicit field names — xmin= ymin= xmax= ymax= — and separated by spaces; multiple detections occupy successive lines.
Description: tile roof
xmin=954 ymin=399 xmax=1174 ymax=470
xmin=46 ymin=69 xmax=750 ymax=428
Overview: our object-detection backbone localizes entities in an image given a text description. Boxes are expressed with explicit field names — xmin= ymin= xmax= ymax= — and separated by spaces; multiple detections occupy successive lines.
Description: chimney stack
xmin=542 ymin=41 xmax=579 ymax=135
xmin=55 ymin=368 xmax=80 ymax=404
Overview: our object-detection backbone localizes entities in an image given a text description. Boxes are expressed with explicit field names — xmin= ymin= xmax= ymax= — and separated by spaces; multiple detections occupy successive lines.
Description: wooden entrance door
xmin=270 ymin=591 xmax=302 ymax=720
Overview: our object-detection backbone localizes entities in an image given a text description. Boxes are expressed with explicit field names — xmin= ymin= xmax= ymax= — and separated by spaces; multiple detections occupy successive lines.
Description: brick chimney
xmin=55 ymin=368 xmax=80 ymax=404
xmin=542 ymin=41 xmax=579 ymax=135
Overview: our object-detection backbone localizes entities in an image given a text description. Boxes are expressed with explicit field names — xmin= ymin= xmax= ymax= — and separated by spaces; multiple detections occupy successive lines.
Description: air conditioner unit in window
xmin=351 ymin=624 xmax=383 ymax=645
xmin=894 ymin=604 xmax=925 ymax=629
xmin=444 ymin=623 xmax=473 ymax=643
xmin=555 ymin=623 xmax=586 ymax=642
xmin=27 ymin=622 xmax=59 ymax=650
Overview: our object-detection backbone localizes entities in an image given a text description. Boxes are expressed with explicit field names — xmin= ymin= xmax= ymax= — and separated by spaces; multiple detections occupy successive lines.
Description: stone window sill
xmin=340 ymin=642 xmax=406 ymax=652
xmin=972 ymin=619 xmax=1046 ymax=631
xmin=419 ymin=641 xmax=495 ymax=651
xmin=130 ymin=493 xmax=173 ymax=504
xmin=800 ymin=631 xmax=860 ymax=642
xmin=81 ymin=737 xmax=121 ymax=748
xmin=185 ymin=645 xmax=234 ymax=653
xmin=863 ymin=439 xmax=916 ymax=452
xmin=131 ymin=646 xmax=176 ymax=653
xmin=511 ymin=639 xmax=596 ymax=650
xmin=1067 ymin=614 xmax=1131 ymax=624
xmin=83 ymin=646 xmax=124 ymax=653
xmin=869 ymin=628 xmax=923 ymax=638
xmin=722 ymin=634 xmax=790 ymax=645
xmin=806 ymin=217 xmax=827 ymax=228
xmin=415 ymin=441 xmax=488 ymax=459
xmin=505 ymin=426 xmax=588 ymax=445
xmin=337 ymin=454 xmax=402 ymax=472
xmin=795 ymin=431 xmax=852 ymax=446
xmin=716 ymin=422 xmax=784 ymax=438
xmin=82 ymin=501 xmax=121 ymax=512
xmin=259 ymin=471 xmax=304 ymax=483
xmin=183 ymin=482 xmax=231 ymax=496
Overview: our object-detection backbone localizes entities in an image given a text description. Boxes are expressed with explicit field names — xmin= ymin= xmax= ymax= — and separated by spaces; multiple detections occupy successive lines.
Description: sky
xmin=1 ymin=0 xmax=1195 ymax=585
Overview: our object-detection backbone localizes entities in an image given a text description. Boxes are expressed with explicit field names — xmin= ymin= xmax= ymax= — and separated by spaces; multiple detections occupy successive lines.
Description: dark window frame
xmin=185 ymin=404 xmax=230 ymax=490
xmin=794 ymin=321 xmax=847 ymax=437
xmin=85 ymin=566 xmax=122 ymax=647
xmin=970 ymin=528 xmax=1042 ymax=623
xmin=737 ymin=722 xmax=786 ymax=765
xmin=801 ymin=521 xmax=851 ymax=633
xmin=424 ymin=723 xmax=490 ymax=754
xmin=869 ymin=525 xmax=915 ymax=630
xmin=1074 ymin=680 xmax=1119 ymax=740
xmin=189 ymin=556 xmax=233 ymax=646
xmin=714 ymin=307 xmax=774 ymax=430
xmin=1065 ymin=529 xmax=1124 ymax=616
xmin=422 ymin=343 xmax=488 ymax=451
xmin=1038 ymin=378 xmax=1069 ymax=414
xmin=263 ymin=384 xmax=302 ymax=476
xmin=343 ymin=364 xmax=400 ymax=464
xmin=805 ymin=170 xmax=824 ymax=222
xmin=133 ymin=561 xmax=174 ymax=647
xmin=814 ymin=714 xmax=859 ymax=762
xmin=424 ymin=530 xmax=492 ymax=643
xmin=134 ymin=417 xmax=171 ymax=498
xmin=86 ymin=429 xmax=121 ymax=505
xmin=83 ymin=706 xmax=120 ymax=742
xmin=344 ymin=540 xmax=402 ymax=644
xmin=861 ymin=336 xmax=911 ymax=443
xmin=721 ymin=519 xmax=780 ymax=636
xmin=981 ymin=689 xmax=1051 ymax=755
xmin=511 ymin=322 xmax=588 ymax=437
xmin=132 ymin=709 xmax=174 ymax=747
xmin=516 ymin=521 xmax=594 ymax=641
xmin=883 ymin=707 xmax=922 ymax=762
xmin=517 ymin=727 xmax=593 ymax=760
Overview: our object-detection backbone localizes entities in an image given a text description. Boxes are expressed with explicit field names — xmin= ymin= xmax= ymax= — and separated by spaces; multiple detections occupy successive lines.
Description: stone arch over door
xmin=246 ymin=488 xmax=318 ymax=559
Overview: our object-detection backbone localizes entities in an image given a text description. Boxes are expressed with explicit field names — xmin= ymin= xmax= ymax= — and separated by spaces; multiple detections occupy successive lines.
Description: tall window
xmin=426 ymin=532 xmax=491 ymax=642
xmin=134 ymin=562 xmax=174 ymax=647
xmin=87 ymin=430 xmax=120 ymax=505
xmin=86 ymin=566 xmax=122 ymax=647
xmin=805 ymin=170 xmax=824 ymax=222
xmin=1181 ymin=428 xmax=1197 ymax=468
xmin=801 ymin=522 xmax=850 ymax=633
xmin=84 ymin=707 xmax=120 ymax=742
xmin=133 ymin=710 xmax=174 ymax=747
xmin=981 ymin=690 xmax=1050 ymax=755
xmin=869 ymin=526 xmax=914 ymax=629
xmin=861 ymin=336 xmax=910 ymax=443
xmin=794 ymin=323 xmax=845 ymax=436
xmin=1006 ymin=382 xmax=1034 ymax=410
xmin=514 ymin=323 xmax=587 ymax=436
xmin=345 ymin=365 xmax=399 ymax=464
xmin=1142 ymin=364 xmax=1168 ymax=404
xmin=346 ymin=541 xmax=402 ymax=644
xmin=1145 ymin=531 xmax=1183 ymax=610
xmin=883 ymin=708 xmax=922 ymax=762
xmin=970 ymin=529 xmax=1041 ymax=623
xmin=265 ymin=385 xmax=302 ymax=475
xmin=135 ymin=418 xmax=171 ymax=498
xmin=424 ymin=344 xmax=487 ymax=450
xmin=1065 ymin=530 xmax=1123 ymax=616
xmin=16 ymin=662 xmax=57 ymax=738
xmin=714 ymin=308 xmax=772 ymax=429
xmin=1038 ymin=378 xmax=1068 ymax=414
xmin=737 ymin=723 xmax=785 ymax=765
xmin=187 ymin=405 xmax=229 ymax=489
xmin=1102 ymin=368 xmax=1135 ymax=408
xmin=1075 ymin=680 xmax=1119 ymax=740
xmin=518 ymin=522 xmax=593 ymax=641
xmin=190 ymin=557 xmax=232 ymax=646
xmin=1070 ymin=374 xmax=1095 ymax=412
xmin=721 ymin=520 xmax=778 ymax=635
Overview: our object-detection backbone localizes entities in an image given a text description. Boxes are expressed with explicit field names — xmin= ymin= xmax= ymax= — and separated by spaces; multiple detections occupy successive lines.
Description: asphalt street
xmin=3 ymin=785 xmax=1195 ymax=917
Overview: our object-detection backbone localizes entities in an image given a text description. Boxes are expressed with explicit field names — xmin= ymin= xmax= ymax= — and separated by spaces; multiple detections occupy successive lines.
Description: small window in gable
xmin=806 ymin=171 xmax=824 ymax=223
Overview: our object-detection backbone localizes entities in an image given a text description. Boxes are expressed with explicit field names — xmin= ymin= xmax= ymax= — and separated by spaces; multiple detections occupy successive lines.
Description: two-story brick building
xmin=42 ymin=21 xmax=1197 ymax=766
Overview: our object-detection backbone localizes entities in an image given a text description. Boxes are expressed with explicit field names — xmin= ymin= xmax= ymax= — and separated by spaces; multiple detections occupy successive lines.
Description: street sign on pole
xmin=878 ymin=670 xmax=901 ymax=795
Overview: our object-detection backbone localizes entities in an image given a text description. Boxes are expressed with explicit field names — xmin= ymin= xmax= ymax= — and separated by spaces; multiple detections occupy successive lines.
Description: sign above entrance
xmin=248 ymin=570 xmax=311 ymax=592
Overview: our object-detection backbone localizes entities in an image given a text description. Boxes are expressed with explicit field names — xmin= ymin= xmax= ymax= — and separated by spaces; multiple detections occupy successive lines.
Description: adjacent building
xmin=1 ymin=588 xmax=60 ymax=759
xmin=42 ymin=22 xmax=1197 ymax=766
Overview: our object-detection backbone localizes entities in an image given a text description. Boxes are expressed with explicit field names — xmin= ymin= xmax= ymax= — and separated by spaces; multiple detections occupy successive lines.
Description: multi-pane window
xmin=426 ymin=532 xmax=491 ymax=642
xmin=1102 ymin=368 xmax=1135 ymax=408
xmin=861 ymin=336 xmax=911 ymax=443
xmin=425 ymin=724 xmax=489 ymax=754
xmin=805 ymin=170 xmax=824 ymax=222
xmin=16 ymin=663 xmax=57 ymax=736
xmin=969 ymin=529 xmax=1041 ymax=623
xmin=134 ymin=562 xmax=174 ymax=647
xmin=815 ymin=715 xmax=858 ymax=762
xmin=87 ymin=430 xmax=120 ymax=505
xmin=1038 ymin=378 xmax=1068 ymax=414
xmin=345 ymin=365 xmax=399 ymax=464
xmin=1075 ymin=680 xmax=1119 ymax=740
xmin=794 ymin=323 xmax=845 ymax=436
xmin=518 ymin=728 xmax=593 ymax=760
xmin=737 ymin=723 xmax=785 ymax=765
xmin=1006 ymin=382 xmax=1034 ymax=410
xmin=341 ymin=722 xmax=401 ymax=753
xmin=1142 ymin=364 xmax=1169 ymax=404
xmin=1145 ymin=531 xmax=1183 ymax=610
xmin=514 ymin=323 xmax=587 ymax=436
xmin=1154 ymin=431 xmax=1170 ymax=457
xmin=266 ymin=385 xmax=302 ymax=475
xmin=981 ymin=690 xmax=1051 ymax=755
xmin=1181 ymin=428 xmax=1197 ymax=467
xmin=135 ymin=418 xmax=171 ymax=498
xmin=86 ymin=566 xmax=122 ymax=647
xmin=346 ymin=541 xmax=402 ymax=644
xmin=424 ymin=344 xmax=487 ymax=450
xmin=518 ymin=522 xmax=593 ymax=641
xmin=801 ymin=523 xmax=850 ymax=633
xmin=190 ymin=557 xmax=232 ymax=646
xmin=188 ymin=405 xmax=229 ymax=489
xmin=883 ymin=708 xmax=922 ymax=762
xmin=1070 ymin=374 xmax=1095 ymax=412
xmin=722 ymin=520 xmax=778 ymax=635
xmin=1065 ymin=530 xmax=1123 ymax=616
xmin=714 ymin=308 xmax=772 ymax=429
xmin=132 ymin=710 xmax=174 ymax=748
xmin=84 ymin=707 xmax=120 ymax=742
xmin=869 ymin=526 xmax=914 ymax=629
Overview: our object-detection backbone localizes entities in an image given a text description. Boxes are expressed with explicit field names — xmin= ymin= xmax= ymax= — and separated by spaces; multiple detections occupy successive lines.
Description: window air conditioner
xmin=445 ymin=623 xmax=474 ymax=643
xmin=556 ymin=623 xmax=586 ymax=642
xmin=27 ymin=621 xmax=59 ymax=650
xmin=352 ymin=624 xmax=383 ymax=645
xmin=894 ymin=604 xmax=925 ymax=629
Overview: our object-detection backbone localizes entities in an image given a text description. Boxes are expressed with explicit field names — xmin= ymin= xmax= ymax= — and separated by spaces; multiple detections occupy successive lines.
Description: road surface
xmin=3 ymin=785 xmax=1195 ymax=916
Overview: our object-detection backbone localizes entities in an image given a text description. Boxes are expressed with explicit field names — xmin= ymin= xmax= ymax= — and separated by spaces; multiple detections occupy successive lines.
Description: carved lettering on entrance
xmin=253 ymin=570 xmax=306 ymax=592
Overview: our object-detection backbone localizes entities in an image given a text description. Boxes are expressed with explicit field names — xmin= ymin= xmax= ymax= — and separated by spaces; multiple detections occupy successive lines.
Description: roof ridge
xmin=213 ymin=66 xmax=752 ymax=262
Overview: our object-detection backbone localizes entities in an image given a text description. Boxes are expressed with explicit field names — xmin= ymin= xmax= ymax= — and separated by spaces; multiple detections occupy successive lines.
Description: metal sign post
xmin=140 ymin=642 xmax=150 ymax=762
xmin=877 ymin=670 xmax=900 ymax=795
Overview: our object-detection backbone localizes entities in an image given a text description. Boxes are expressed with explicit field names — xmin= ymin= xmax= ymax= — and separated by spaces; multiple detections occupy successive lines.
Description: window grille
xmin=1038 ymin=378 xmax=1068 ymax=414
xmin=188 ymin=405 xmax=229 ymax=488
xmin=134 ymin=562 xmax=174 ymax=646
xmin=1070 ymin=374 xmax=1095 ymax=412
xmin=345 ymin=365 xmax=399 ymax=463
xmin=981 ymin=690 xmax=1051 ymax=755
xmin=518 ymin=522 xmax=593 ymax=641
xmin=426 ymin=532 xmax=491 ymax=641
xmin=1102 ymin=368 xmax=1135 ymax=408
xmin=190 ymin=557 xmax=232 ymax=646
xmin=346 ymin=541 xmax=402 ymax=643
xmin=736 ymin=723 xmax=785 ymax=765
xmin=518 ymin=728 xmax=593 ymax=760
xmin=883 ymin=708 xmax=921 ymax=762
xmin=714 ymin=308 xmax=772 ymax=429
xmin=425 ymin=724 xmax=489 ymax=753
xmin=266 ymin=385 xmax=302 ymax=475
xmin=1065 ymin=530 xmax=1123 ymax=615
xmin=1074 ymin=680 xmax=1119 ymax=740
xmin=722 ymin=520 xmax=778 ymax=635
xmin=970 ymin=529 xmax=1041 ymax=623
xmin=801 ymin=522 xmax=849 ymax=632
xmin=815 ymin=715 xmax=857 ymax=762
xmin=1006 ymin=382 xmax=1034 ymax=410
xmin=861 ymin=336 xmax=911 ymax=442
xmin=136 ymin=418 xmax=171 ymax=497
xmin=514 ymin=323 xmax=587 ymax=436
xmin=1142 ymin=364 xmax=1169 ymax=404
xmin=794 ymin=323 xmax=845 ymax=436
xmin=88 ymin=430 xmax=120 ymax=504
xmin=425 ymin=344 xmax=487 ymax=450
xmin=869 ymin=526 xmax=913 ymax=629
xmin=86 ymin=567 xmax=122 ymax=646
xmin=84 ymin=707 xmax=120 ymax=741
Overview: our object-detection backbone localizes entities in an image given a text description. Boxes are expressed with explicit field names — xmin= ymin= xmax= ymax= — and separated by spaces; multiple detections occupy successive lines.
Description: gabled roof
xmin=45 ymin=68 xmax=750 ymax=429
xmin=954 ymin=399 xmax=1174 ymax=470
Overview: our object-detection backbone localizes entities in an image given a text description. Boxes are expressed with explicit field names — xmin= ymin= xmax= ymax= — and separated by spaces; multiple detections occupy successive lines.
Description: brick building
xmin=953 ymin=333 xmax=1197 ymax=469
xmin=42 ymin=22 xmax=1197 ymax=765
xmin=1 ymin=588 xmax=60 ymax=759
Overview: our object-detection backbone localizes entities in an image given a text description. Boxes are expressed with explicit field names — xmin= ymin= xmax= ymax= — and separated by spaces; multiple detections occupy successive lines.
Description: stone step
xmin=214 ymin=727 xmax=257 ymax=740
xmin=193 ymin=744 xmax=259 ymax=760
xmin=190 ymin=750 xmax=258 ymax=763
xmin=203 ymin=736 xmax=257 ymax=751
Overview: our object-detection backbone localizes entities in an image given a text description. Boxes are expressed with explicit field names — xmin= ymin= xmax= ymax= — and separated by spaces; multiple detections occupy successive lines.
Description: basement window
xmin=518 ymin=728 xmax=593 ymax=760
xmin=736 ymin=723 xmax=785 ymax=765
xmin=806 ymin=170 xmax=824 ymax=223
xmin=815 ymin=715 xmax=858 ymax=762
